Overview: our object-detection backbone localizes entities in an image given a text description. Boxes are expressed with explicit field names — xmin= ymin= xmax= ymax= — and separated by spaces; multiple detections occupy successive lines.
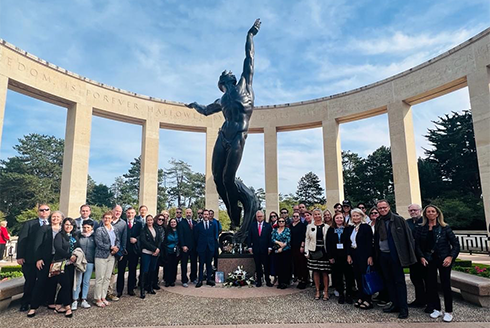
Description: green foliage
xmin=342 ymin=146 xmax=394 ymax=208
xmin=0 ymin=271 xmax=23 ymax=279
xmin=279 ymin=193 xmax=298 ymax=215
xmin=296 ymin=171 xmax=325 ymax=207
xmin=89 ymin=205 xmax=111 ymax=222
xmin=219 ymin=210 xmax=231 ymax=231
xmin=453 ymin=265 xmax=490 ymax=278
xmin=429 ymin=194 xmax=485 ymax=229
xmin=88 ymin=183 xmax=114 ymax=207
xmin=425 ymin=110 xmax=481 ymax=198
xmin=13 ymin=203 xmax=58 ymax=234
xmin=0 ymin=265 xmax=22 ymax=273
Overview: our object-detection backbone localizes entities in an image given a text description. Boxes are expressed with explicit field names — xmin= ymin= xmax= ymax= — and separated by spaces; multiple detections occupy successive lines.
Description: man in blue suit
xmin=247 ymin=210 xmax=273 ymax=287
xmin=194 ymin=209 xmax=217 ymax=287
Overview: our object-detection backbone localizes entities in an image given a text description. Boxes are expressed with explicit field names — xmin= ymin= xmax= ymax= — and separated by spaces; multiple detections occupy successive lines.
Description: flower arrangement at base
xmin=223 ymin=265 xmax=255 ymax=287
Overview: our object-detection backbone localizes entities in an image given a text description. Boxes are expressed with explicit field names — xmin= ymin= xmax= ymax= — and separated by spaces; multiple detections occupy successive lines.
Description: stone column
xmin=0 ymin=74 xmax=8 ymax=150
xmin=387 ymin=101 xmax=421 ymax=214
xmin=264 ymin=126 xmax=279 ymax=216
xmin=322 ymin=119 xmax=344 ymax=210
xmin=205 ymin=127 xmax=219 ymax=212
xmin=60 ymin=103 xmax=93 ymax=218
xmin=139 ymin=119 xmax=159 ymax=215
xmin=467 ymin=68 xmax=490 ymax=236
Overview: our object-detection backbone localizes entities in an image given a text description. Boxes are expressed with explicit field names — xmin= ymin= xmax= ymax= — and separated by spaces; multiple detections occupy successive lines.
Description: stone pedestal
xmin=218 ymin=254 xmax=256 ymax=279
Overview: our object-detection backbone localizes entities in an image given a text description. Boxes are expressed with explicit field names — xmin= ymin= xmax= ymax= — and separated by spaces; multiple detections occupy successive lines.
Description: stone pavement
xmin=1 ymin=280 xmax=489 ymax=328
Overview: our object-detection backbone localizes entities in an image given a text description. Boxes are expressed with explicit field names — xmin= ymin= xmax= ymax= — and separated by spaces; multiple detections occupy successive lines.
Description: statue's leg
xmin=222 ymin=133 xmax=246 ymax=228
xmin=211 ymin=135 xmax=230 ymax=212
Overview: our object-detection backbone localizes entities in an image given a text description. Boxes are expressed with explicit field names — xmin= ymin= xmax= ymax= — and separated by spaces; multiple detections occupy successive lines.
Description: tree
xmin=164 ymin=159 xmax=192 ymax=207
xmin=425 ymin=110 xmax=481 ymax=198
xmin=342 ymin=150 xmax=366 ymax=203
xmin=363 ymin=146 xmax=394 ymax=205
xmin=296 ymin=172 xmax=325 ymax=207
xmin=0 ymin=134 xmax=64 ymax=231
xmin=87 ymin=183 xmax=114 ymax=207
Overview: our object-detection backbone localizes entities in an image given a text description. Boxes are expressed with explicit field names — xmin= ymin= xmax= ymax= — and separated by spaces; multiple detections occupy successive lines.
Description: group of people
xmin=15 ymin=204 xmax=222 ymax=318
xmin=15 ymin=199 xmax=460 ymax=322
xmin=248 ymin=200 xmax=460 ymax=322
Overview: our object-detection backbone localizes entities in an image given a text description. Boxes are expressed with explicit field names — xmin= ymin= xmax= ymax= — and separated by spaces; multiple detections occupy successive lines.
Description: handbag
xmin=362 ymin=266 xmax=384 ymax=295
xmin=49 ymin=260 xmax=67 ymax=277
xmin=309 ymin=249 xmax=324 ymax=260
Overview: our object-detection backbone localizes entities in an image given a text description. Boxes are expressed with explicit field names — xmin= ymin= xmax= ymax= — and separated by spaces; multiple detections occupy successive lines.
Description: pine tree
xmin=296 ymin=172 xmax=325 ymax=207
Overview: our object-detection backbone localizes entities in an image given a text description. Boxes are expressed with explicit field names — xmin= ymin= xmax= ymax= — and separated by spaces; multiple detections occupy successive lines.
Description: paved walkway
xmin=2 ymin=280 xmax=489 ymax=328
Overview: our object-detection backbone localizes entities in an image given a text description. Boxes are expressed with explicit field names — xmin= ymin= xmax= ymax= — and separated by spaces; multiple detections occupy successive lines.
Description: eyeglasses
xmin=176 ymin=211 xmax=182 ymax=214
xmin=271 ymin=215 xmax=277 ymax=218
xmin=157 ymin=218 xmax=164 ymax=221
xmin=278 ymin=220 xmax=285 ymax=223
xmin=377 ymin=206 xmax=388 ymax=210
xmin=39 ymin=208 xmax=50 ymax=212
xmin=198 ymin=212 xmax=203 ymax=215
xmin=408 ymin=209 xmax=420 ymax=212
xmin=358 ymin=206 xmax=365 ymax=209
xmin=280 ymin=211 xmax=287 ymax=214
xmin=292 ymin=215 xmax=300 ymax=218
xmin=370 ymin=212 xmax=379 ymax=215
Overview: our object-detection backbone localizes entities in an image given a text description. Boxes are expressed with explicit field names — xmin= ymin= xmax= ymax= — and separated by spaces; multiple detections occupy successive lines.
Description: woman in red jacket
xmin=0 ymin=221 xmax=10 ymax=262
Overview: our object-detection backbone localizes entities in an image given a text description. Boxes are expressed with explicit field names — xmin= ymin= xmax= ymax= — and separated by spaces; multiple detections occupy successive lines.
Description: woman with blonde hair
xmin=323 ymin=209 xmax=333 ymax=227
xmin=305 ymin=208 xmax=330 ymax=300
xmin=415 ymin=205 xmax=460 ymax=322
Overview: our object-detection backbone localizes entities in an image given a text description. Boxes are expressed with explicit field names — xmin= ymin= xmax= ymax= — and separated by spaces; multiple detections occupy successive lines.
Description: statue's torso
xmin=220 ymin=85 xmax=253 ymax=140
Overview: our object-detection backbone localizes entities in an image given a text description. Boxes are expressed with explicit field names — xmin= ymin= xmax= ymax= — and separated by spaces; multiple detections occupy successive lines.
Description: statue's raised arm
xmin=186 ymin=98 xmax=222 ymax=116
xmin=240 ymin=18 xmax=261 ymax=91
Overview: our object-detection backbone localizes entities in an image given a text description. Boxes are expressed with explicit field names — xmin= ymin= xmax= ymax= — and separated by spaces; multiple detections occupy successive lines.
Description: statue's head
xmin=218 ymin=70 xmax=237 ymax=92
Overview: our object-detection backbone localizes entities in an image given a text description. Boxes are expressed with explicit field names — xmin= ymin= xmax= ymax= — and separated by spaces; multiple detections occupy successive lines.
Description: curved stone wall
xmin=0 ymin=28 xmax=489 ymax=231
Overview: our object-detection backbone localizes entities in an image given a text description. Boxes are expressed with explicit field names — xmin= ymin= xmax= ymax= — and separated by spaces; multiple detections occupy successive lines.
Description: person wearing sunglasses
xmin=271 ymin=217 xmax=291 ymax=289
xmin=153 ymin=214 xmax=167 ymax=290
xmin=289 ymin=212 xmax=308 ymax=289
xmin=17 ymin=203 xmax=51 ymax=312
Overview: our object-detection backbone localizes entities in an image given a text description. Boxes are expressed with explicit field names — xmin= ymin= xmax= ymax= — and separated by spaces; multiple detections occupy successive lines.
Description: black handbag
xmin=309 ymin=249 xmax=324 ymax=260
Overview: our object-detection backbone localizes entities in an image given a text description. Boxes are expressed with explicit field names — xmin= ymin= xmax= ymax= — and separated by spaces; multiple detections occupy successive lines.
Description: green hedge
xmin=0 ymin=265 xmax=22 ymax=273
xmin=0 ymin=271 xmax=23 ymax=279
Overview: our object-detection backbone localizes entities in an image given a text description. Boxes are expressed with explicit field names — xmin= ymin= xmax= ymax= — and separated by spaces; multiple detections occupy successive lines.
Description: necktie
xmin=189 ymin=220 xmax=193 ymax=230
xmin=258 ymin=222 xmax=262 ymax=236
xmin=129 ymin=221 xmax=132 ymax=229
xmin=41 ymin=220 xmax=46 ymax=226
xmin=205 ymin=221 xmax=208 ymax=230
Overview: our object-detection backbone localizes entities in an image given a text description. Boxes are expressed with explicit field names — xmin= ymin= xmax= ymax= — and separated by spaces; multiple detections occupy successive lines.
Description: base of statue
xmin=218 ymin=253 xmax=255 ymax=278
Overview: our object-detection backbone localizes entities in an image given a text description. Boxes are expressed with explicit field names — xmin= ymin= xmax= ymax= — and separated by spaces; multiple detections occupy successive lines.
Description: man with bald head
xmin=247 ymin=210 xmax=273 ymax=287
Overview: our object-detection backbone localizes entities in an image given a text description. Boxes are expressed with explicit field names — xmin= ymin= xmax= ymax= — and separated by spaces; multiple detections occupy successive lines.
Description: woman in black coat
xmin=345 ymin=208 xmax=373 ymax=309
xmin=152 ymin=214 xmax=166 ymax=290
xmin=327 ymin=212 xmax=354 ymax=304
xmin=415 ymin=205 xmax=460 ymax=322
xmin=52 ymin=217 xmax=79 ymax=317
xmin=139 ymin=215 xmax=163 ymax=298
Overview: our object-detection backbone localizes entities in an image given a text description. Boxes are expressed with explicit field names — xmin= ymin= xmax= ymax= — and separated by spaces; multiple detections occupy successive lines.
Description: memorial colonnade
xmin=0 ymin=28 xmax=489 ymax=234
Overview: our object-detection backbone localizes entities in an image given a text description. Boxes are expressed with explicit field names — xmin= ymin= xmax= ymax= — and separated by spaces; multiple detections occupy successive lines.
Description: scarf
xmin=378 ymin=212 xmax=391 ymax=241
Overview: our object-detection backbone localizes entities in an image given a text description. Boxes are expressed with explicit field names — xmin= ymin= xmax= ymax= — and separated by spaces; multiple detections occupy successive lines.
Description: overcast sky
xmin=0 ymin=0 xmax=488 ymax=197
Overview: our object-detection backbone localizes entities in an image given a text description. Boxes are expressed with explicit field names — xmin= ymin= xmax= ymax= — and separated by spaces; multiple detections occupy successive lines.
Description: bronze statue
xmin=187 ymin=19 xmax=261 ymax=242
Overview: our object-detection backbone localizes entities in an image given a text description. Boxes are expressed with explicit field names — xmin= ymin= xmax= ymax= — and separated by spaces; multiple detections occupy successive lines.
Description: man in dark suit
xmin=247 ymin=210 xmax=273 ymax=287
xmin=16 ymin=203 xmax=51 ymax=311
xmin=194 ymin=209 xmax=217 ymax=287
xmin=117 ymin=207 xmax=142 ymax=297
xmin=178 ymin=208 xmax=198 ymax=287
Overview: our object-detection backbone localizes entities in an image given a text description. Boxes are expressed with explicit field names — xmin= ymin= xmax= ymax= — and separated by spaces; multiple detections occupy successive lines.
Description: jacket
xmin=34 ymin=225 xmax=58 ymax=262
xmin=344 ymin=224 xmax=373 ymax=259
xmin=194 ymin=220 xmax=217 ymax=253
xmin=326 ymin=226 xmax=348 ymax=259
xmin=414 ymin=223 xmax=460 ymax=263
xmin=79 ymin=233 xmax=96 ymax=263
xmin=124 ymin=219 xmax=143 ymax=256
xmin=72 ymin=247 xmax=87 ymax=273
xmin=17 ymin=218 xmax=44 ymax=263
xmin=374 ymin=211 xmax=417 ymax=267
xmin=177 ymin=218 xmax=197 ymax=251
xmin=304 ymin=223 xmax=328 ymax=256
xmin=53 ymin=232 xmax=80 ymax=261
xmin=95 ymin=226 xmax=120 ymax=259
xmin=140 ymin=225 xmax=163 ymax=253
xmin=247 ymin=220 xmax=272 ymax=254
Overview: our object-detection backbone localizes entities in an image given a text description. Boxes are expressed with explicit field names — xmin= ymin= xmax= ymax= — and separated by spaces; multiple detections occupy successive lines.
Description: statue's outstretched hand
xmin=249 ymin=18 xmax=261 ymax=35
xmin=186 ymin=102 xmax=197 ymax=109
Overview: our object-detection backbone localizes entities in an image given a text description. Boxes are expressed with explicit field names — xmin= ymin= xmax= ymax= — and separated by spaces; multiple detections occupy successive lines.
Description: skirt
xmin=307 ymin=249 xmax=331 ymax=272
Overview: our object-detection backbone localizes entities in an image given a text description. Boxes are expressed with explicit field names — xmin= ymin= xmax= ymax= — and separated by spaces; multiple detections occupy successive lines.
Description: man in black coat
xmin=247 ymin=210 xmax=273 ymax=287
xmin=117 ymin=207 xmax=142 ymax=297
xmin=194 ymin=209 xmax=217 ymax=287
xmin=16 ymin=203 xmax=51 ymax=311
xmin=178 ymin=208 xmax=198 ymax=287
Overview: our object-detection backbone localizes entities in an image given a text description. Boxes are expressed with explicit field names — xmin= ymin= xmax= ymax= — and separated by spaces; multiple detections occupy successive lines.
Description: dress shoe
xmin=398 ymin=309 xmax=409 ymax=319
xmin=165 ymin=282 xmax=170 ymax=287
xmin=408 ymin=300 xmax=425 ymax=308
xmin=345 ymin=296 xmax=353 ymax=304
xmin=206 ymin=280 xmax=215 ymax=286
xmin=153 ymin=285 xmax=161 ymax=290
xmin=128 ymin=291 xmax=136 ymax=296
xmin=19 ymin=305 xmax=29 ymax=312
xmin=383 ymin=304 xmax=400 ymax=313
xmin=266 ymin=281 xmax=274 ymax=287
xmin=255 ymin=281 xmax=262 ymax=287
xmin=195 ymin=281 xmax=203 ymax=288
